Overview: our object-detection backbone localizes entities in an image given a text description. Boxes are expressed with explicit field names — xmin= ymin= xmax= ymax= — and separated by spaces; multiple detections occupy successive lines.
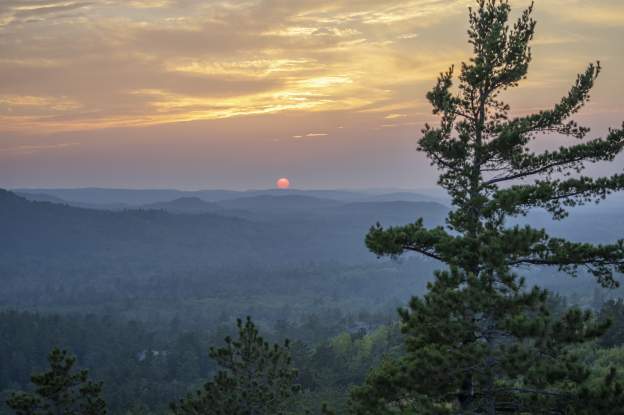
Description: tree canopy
xmin=6 ymin=348 xmax=106 ymax=415
xmin=170 ymin=317 xmax=300 ymax=415
xmin=353 ymin=1 xmax=624 ymax=413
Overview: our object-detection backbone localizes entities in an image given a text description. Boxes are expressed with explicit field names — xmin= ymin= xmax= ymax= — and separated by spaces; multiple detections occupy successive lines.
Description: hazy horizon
xmin=11 ymin=185 xmax=446 ymax=192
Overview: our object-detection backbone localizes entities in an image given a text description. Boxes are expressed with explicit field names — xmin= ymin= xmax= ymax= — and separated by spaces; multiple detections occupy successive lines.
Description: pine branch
xmin=485 ymin=173 xmax=624 ymax=218
xmin=484 ymin=127 xmax=624 ymax=185
xmin=495 ymin=62 xmax=601 ymax=138
xmin=402 ymin=245 xmax=445 ymax=262
xmin=484 ymin=156 xmax=585 ymax=185
xmin=507 ymin=237 xmax=624 ymax=287
xmin=365 ymin=221 xmax=455 ymax=263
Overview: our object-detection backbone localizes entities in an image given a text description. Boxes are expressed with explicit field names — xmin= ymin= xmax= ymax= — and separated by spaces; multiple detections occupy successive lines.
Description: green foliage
xmin=296 ymin=324 xmax=403 ymax=414
xmin=599 ymin=299 xmax=624 ymax=347
xmin=6 ymin=348 xmax=106 ymax=415
xmin=356 ymin=0 xmax=624 ymax=413
xmin=0 ymin=311 xmax=203 ymax=415
xmin=0 ymin=309 xmax=401 ymax=415
xmin=170 ymin=317 xmax=299 ymax=415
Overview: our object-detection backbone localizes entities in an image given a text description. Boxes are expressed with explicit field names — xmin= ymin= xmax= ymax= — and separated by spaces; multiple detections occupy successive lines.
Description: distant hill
xmin=16 ymin=192 xmax=69 ymax=205
xmin=13 ymin=187 xmax=442 ymax=207
xmin=362 ymin=192 xmax=445 ymax=203
xmin=235 ymin=189 xmax=374 ymax=202
xmin=13 ymin=188 xmax=193 ymax=206
xmin=327 ymin=201 xmax=446 ymax=226
xmin=142 ymin=197 xmax=223 ymax=214
xmin=0 ymin=189 xmax=256 ymax=259
xmin=2 ymin=187 xmax=623 ymax=320
xmin=0 ymin=189 xmax=449 ymax=264
xmin=0 ymin=188 xmax=450 ymax=312
xmin=16 ymin=190 xmax=130 ymax=210
xmin=217 ymin=194 xmax=342 ymax=213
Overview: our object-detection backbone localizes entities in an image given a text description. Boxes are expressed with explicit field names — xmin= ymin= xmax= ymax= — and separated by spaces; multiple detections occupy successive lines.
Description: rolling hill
xmin=0 ymin=189 xmax=448 ymax=315
xmin=141 ymin=197 xmax=223 ymax=214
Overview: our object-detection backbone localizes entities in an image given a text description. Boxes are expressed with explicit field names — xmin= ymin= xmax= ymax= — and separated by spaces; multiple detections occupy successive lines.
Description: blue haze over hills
xmin=1 ymin=187 xmax=623 ymax=328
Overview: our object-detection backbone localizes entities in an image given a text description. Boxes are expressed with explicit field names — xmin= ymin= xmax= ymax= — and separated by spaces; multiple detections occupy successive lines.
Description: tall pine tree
xmin=351 ymin=1 xmax=624 ymax=413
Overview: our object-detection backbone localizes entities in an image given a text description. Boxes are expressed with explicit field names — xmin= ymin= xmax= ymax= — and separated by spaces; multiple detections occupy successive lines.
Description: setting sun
xmin=276 ymin=177 xmax=290 ymax=189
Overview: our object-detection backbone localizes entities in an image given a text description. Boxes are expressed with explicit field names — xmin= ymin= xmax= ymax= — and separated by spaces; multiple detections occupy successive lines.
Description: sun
xmin=276 ymin=177 xmax=290 ymax=189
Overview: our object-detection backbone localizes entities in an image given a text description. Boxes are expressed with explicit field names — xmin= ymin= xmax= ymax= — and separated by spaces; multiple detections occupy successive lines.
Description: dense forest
xmin=3 ymin=298 xmax=624 ymax=414
xmin=0 ymin=309 xmax=403 ymax=414
xmin=3 ymin=0 xmax=624 ymax=413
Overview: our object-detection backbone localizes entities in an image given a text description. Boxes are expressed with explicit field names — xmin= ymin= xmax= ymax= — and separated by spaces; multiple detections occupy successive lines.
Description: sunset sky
xmin=1 ymin=0 xmax=623 ymax=189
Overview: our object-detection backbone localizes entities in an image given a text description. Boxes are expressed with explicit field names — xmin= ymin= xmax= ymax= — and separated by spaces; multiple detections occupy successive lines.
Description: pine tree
xmin=170 ymin=317 xmax=300 ymax=415
xmin=6 ymin=347 xmax=107 ymax=415
xmin=599 ymin=299 xmax=624 ymax=348
xmin=350 ymin=1 xmax=624 ymax=413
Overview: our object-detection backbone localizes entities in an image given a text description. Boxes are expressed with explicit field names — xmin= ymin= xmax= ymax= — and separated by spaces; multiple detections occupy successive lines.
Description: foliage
xmin=170 ymin=317 xmax=299 ymax=415
xmin=0 ymin=309 xmax=401 ymax=415
xmin=354 ymin=0 xmax=624 ymax=413
xmin=599 ymin=299 xmax=624 ymax=347
xmin=6 ymin=348 xmax=106 ymax=415
xmin=0 ymin=311 xmax=204 ymax=415
xmin=293 ymin=324 xmax=403 ymax=414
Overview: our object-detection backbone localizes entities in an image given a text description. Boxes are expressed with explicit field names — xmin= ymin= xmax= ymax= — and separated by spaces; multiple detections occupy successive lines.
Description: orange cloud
xmin=0 ymin=0 xmax=622 ymax=134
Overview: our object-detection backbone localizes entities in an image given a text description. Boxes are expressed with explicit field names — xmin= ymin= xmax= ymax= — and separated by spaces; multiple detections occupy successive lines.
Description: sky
xmin=1 ymin=0 xmax=623 ymax=190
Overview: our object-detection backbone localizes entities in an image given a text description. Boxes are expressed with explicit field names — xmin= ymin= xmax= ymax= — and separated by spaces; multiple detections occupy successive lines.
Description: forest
xmin=3 ymin=298 xmax=624 ymax=414
xmin=3 ymin=0 xmax=624 ymax=413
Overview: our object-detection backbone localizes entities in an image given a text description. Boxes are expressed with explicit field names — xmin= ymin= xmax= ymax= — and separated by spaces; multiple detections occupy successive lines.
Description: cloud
xmin=0 ymin=0 xmax=622 ymax=134
xmin=397 ymin=33 xmax=419 ymax=40
xmin=544 ymin=0 xmax=624 ymax=26
xmin=291 ymin=132 xmax=329 ymax=139
xmin=0 ymin=1 xmax=93 ymax=26
xmin=0 ymin=0 xmax=469 ymax=131
xmin=125 ymin=0 xmax=173 ymax=8
xmin=0 ymin=142 xmax=80 ymax=155
xmin=0 ymin=94 xmax=81 ymax=110
xmin=384 ymin=113 xmax=407 ymax=119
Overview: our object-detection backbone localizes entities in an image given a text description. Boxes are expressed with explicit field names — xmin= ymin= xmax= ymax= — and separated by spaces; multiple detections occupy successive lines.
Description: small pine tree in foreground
xmin=170 ymin=317 xmax=300 ymax=415
xmin=6 ymin=347 xmax=107 ymax=415
xmin=351 ymin=0 xmax=624 ymax=413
